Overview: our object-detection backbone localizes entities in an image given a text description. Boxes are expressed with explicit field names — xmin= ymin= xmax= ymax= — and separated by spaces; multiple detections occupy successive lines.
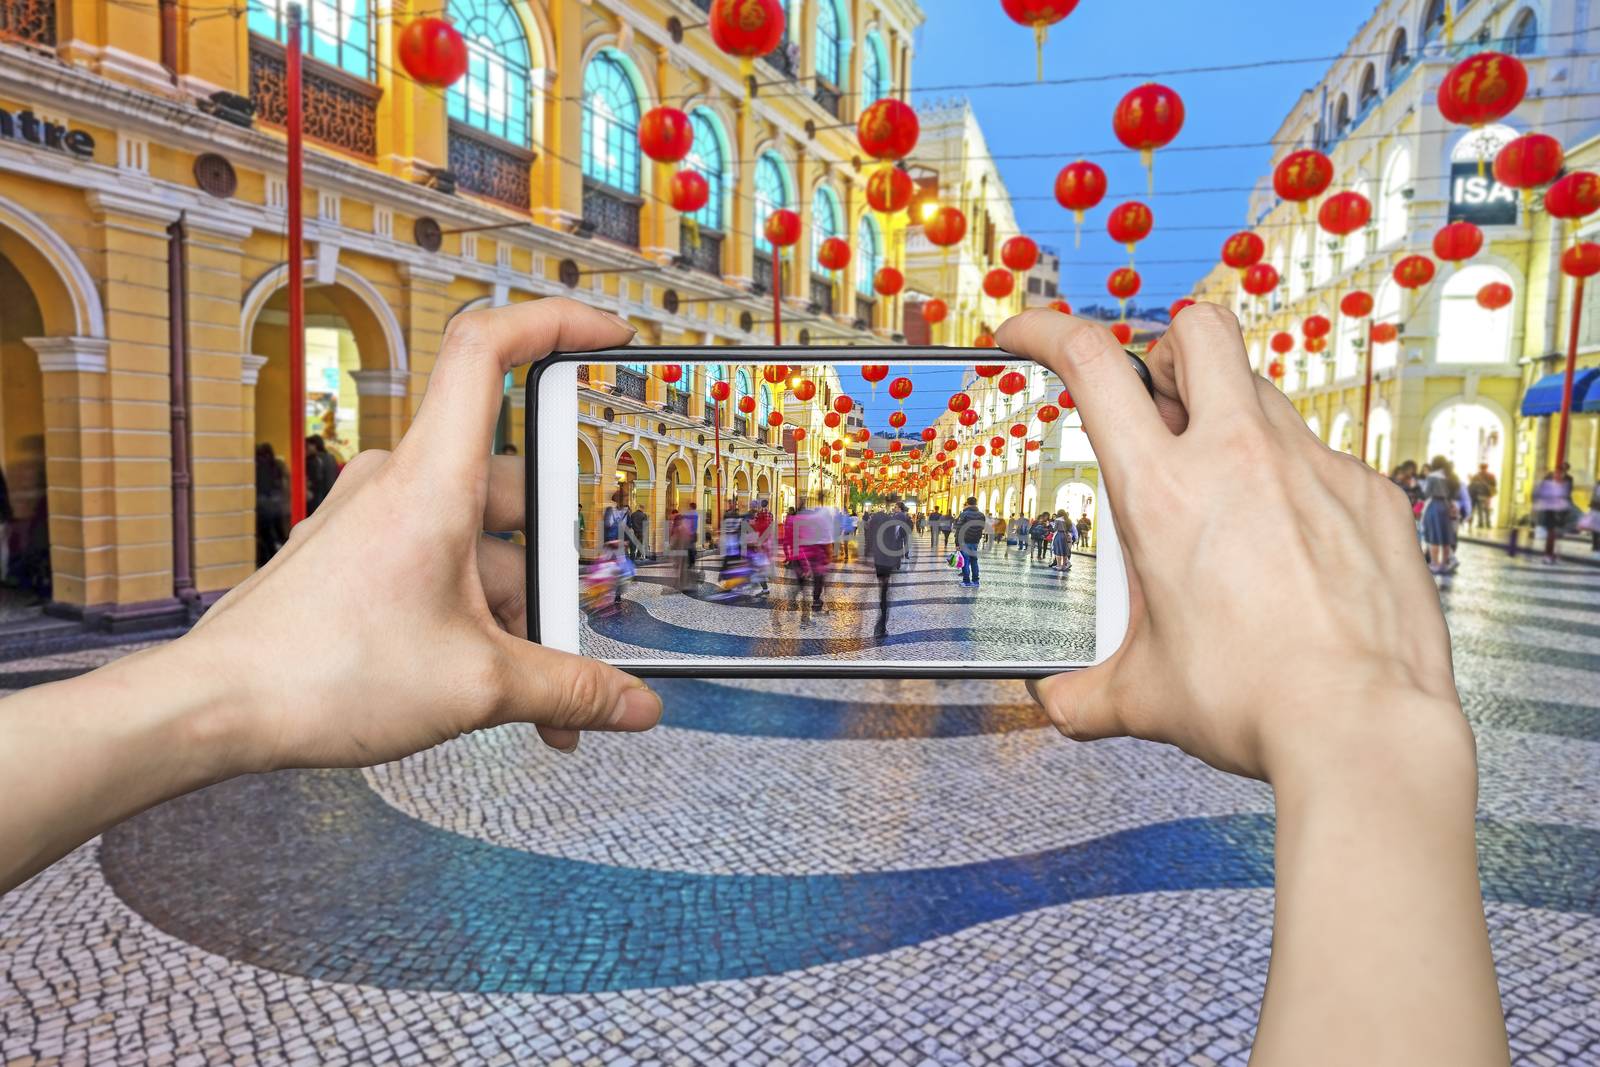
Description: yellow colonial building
xmin=0 ymin=0 xmax=923 ymax=628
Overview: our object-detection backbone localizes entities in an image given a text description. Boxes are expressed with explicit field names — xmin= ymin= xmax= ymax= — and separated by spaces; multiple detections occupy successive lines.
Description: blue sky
xmin=907 ymin=0 xmax=1377 ymax=312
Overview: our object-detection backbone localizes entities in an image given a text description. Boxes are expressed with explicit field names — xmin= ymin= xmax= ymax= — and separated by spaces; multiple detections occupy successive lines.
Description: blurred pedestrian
xmin=1076 ymin=512 xmax=1091 ymax=550
xmin=305 ymin=435 xmax=338 ymax=515
xmin=1467 ymin=464 xmax=1496 ymax=530
xmin=628 ymin=503 xmax=648 ymax=561
xmin=954 ymin=496 xmax=985 ymax=587
xmin=1420 ymin=457 xmax=1459 ymax=575
xmin=1051 ymin=510 xmax=1074 ymax=570
xmin=254 ymin=443 xmax=288 ymax=566
xmin=1533 ymin=469 xmax=1571 ymax=565
xmin=864 ymin=497 xmax=912 ymax=637
xmin=1030 ymin=513 xmax=1049 ymax=562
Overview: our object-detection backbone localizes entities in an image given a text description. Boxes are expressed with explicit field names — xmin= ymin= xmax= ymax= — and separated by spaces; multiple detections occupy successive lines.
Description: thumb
xmin=1026 ymin=661 xmax=1126 ymax=742
xmin=490 ymin=634 xmax=662 ymax=733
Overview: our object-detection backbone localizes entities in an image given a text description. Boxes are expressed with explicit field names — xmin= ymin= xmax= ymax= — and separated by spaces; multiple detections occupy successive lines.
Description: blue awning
xmin=1522 ymin=368 xmax=1600 ymax=416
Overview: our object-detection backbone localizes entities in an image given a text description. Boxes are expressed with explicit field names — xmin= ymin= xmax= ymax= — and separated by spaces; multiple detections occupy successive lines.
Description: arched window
xmin=862 ymin=30 xmax=891 ymax=102
xmin=668 ymin=364 xmax=688 ymax=392
xmin=1379 ymin=146 xmax=1411 ymax=247
xmin=1373 ymin=278 xmax=1401 ymax=372
xmin=1305 ymin=412 xmax=1322 ymax=441
xmin=811 ymin=185 xmax=842 ymax=273
xmin=1334 ymin=309 xmax=1362 ymax=379
xmin=1358 ymin=64 xmax=1379 ymax=112
xmin=1508 ymin=9 xmax=1538 ymax=55
xmin=1421 ymin=0 xmax=1448 ymax=47
xmin=1289 ymin=227 xmax=1309 ymax=301
xmin=753 ymin=152 xmax=792 ymax=254
xmin=1452 ymin=122 xmax=1519 ymax=171
xmin=1329 ymin=410 xmax=1354 ymax=454
xmin=1344 ymin=178 xmax=1372 ymax=265
xmin=582 ymin=50 xmax=641 ymax=193
xmin=1313 ymin=223 xmax=1334 ymax=286
xmin=856 ymin=214 xmax=883 ymax=296
xmin=1366 ymin=406 xmax=1393 ymax=471
xmin=759 ymin=383 xmax=774 ymax=425
xmin=815 ymin=0 xmax=847 ymax=87
xmin=1425 ymin=402 xmax=1505 ymax=478
xmin=1437 ymin=264 xmax=1516 ymax=364
xmin=1306 ymin=319 xmax=1328 ymax=388
xmin=736 ymin=369 xmax=753 ymax=409
xmin=250 ymin=0 xmax=373 ymax=78
xmin=686 ymin=108 xmax=728 ymax=231
xmin=1334 ymin=94 xmax=1351 ymax=137
xmin=446 ymin=0 xmax=531 ymax=145
xmin=1386 ymin=28 xmax=1409 ymax=87
xmin=1268 ymin=242 xmax=1286 ymax=311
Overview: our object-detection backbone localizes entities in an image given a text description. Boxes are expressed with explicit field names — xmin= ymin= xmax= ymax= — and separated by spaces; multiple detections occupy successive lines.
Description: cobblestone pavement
xmin=2 ymin=543 xmax=1599 ymax=1065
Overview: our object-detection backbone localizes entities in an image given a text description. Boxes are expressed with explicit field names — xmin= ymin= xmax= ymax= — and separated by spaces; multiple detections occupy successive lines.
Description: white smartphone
xmin=527 ymin=348 xmax=1142 ymax=679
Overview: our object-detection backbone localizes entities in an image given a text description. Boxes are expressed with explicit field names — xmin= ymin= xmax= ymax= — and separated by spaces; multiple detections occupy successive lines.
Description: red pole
xmin=1553 ymin=275 xmax=1586 ymax=475
xmin=286 ymin=3 xmax=306 ymax=526
xmin=1359 ymin=318 xmax=1375 ymax=465
xmin=1018 ymin=438 xmax=1029 ymax=517
xmin=773 ymin=253 xmax=783 ymax=346
xmin=713 ymin=399 xmax=723 ymax=527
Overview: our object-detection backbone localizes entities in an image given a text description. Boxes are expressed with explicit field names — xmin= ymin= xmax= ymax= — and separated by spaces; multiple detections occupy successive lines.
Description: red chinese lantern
xmin=924 ymin=206 xmax=968 ymax=249
xmin=1107 ymin=267 xmax=1141 ymax=300
xmin=1112 ymin=82 xmax=1185 ymax=190
xmin=1432 ymin=221 xmax=1483 ymax=263
xmin=1318 ymin=191 xmax=1372 ymax=237
xmin=1048 ymin=299 xmax=1072 ymax=314
xmin=990 ymin=435 xmax=1006 ymax=451
xmin=738 ymin=395 xmax=756 ymax=414
xmin=921 ymin=299 xmax=949 ymax=325
xmin=1002 ymin=235 xmax=1040 ymax=272
xmin=1169 ymin=298 xmax=1196 ymax=319
xmin=710 ymin=380 xmax=731 ymax=402
xmin=862 ymin=448 xmax=874 ymax=460
xmin=1267 ymin=360 xmax=1284 ymax=380
xmin=975 ymin=365 xmax=1005 ymax=378
xmin=945 ymin=438 xmax=958 ymax=451
xmin=974 ymin=332 xmax=998 ymax=348
xmin=998 ymin=370 xmax=1028 ymax=396
xmin=888 ymin=377 xmax=913 ymax=403
xmin=1437 ymin=52 xmax=1527 ymax=129
xmin=948 ymin=393 xmax=972 ymax=413
xmin=1302 ymin=315 xmax=1331 ymax=340
xmin=669 ymin=171 xmax=710 ymax=217
xmin=1037 ymin=404 xmax=1061 ymax=423
xmin=1026 ymin=439 xmax=1041 ymax=452
xmin=397 ymin=17 xmax=468 ymax=88
xmin=1009 ymin=423 xmax=1028 ymax=438
xmin=709 ymin=0 xmax=785 ymax=76
xmin=873 ymin=265 xmax=904 ymax=295
xmin=983 ymin=269 xmax=1016 ymax=300
xmin=960 ymin=411 xmax=979 ymax=429
xmin=639 ymin=107 xmax=694 ymax=164
xmin=888 ymin=411 xmax=907 ymax=429
xmin=1393 ymin=254 xmax=1436 ymax=289
xmin=660 ymin=364 xmax=684 ymax=384
xmin=1054 ymin=160 xmax=1107 ymax=247
xmin=1545 ymin=172 xmax=1600 ymax=220
xmin=824 ymin=411 xmax=841 ymax=428
xmin=1106 ymin=201 xmax=1154 ymax=255
xmin=1371 ymin=323 xmax=1399 ymax=344
xmin=833 ymin=395 xmax=854 ymax=415
xmin=1561 ymin=242 xmax=1600 ymax=279
xmin=1241 ymin=263 xmax=1280 ymax=296
xmin=920 ymin=427 xmax=937 ymax=443
xmin=792 ymin=379 xmax=816 ymax=402
xmin=1270 ymin=331 xmax=1295 ymax=354
xmin=857 ymin=428 xmax=871 ymax=443
xmin=1476 ymin=282 xmax=1513 ymax=311
xmin=1339 ymin=291 xmax=1374 ymax=318
xmin=1305 ymin=337 xmax=1327 ymax=354
xmin=974 ymin=445 xmax=987 ymax=457
xmin=1494 ymin=133 xmax=1564 ymax=206
xmin=792 ymin=427 xmax=806 ymax=442
xmin=765 ymin=209 xmax=801 ymax=248
xmin=762 ymin=364 xmax=789 ymax=384
xmin=861 ymin=365 xmax=888 ymax=390
xmin=857 ymin=98 xmax=920 ymax=161
xmin=1001 ymin=0 xmax=1078 ymax=80
xmin=1273 ymin=149 xmax=1334 ymax=213
xmin=1221 ymin=231 xmax=1264 ymax=270
xmin=818 ymin=237 xmax=852 ymax=272
xmin=866 ymin=165 xmax=914 ymax=214
xmin=766 ymin=410 xmax=784 ymax=428
xmin=1109 ymin=322 xmax=1132 ymax=345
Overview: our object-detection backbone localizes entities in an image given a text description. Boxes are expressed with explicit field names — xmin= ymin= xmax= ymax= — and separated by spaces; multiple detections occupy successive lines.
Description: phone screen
xmin=561 ymin=356 xmax=1107 ymax=670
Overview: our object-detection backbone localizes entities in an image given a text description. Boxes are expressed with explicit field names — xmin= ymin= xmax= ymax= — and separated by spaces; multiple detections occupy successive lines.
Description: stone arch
xmin=579 ymin=36 xmax=657 ymax=109
xmin=1422 ymin=397 xmax=1509 ymax=510
xmin=241 ymin=262 xmax=408 ymax=373
xmin=1329 ymin=409 xmax=1356 ymax=455
xmin=614 ymin=440 xmax=656 ymax=486
xmin=577 ymin=432 xmax=601 ymax=478
xmin=1053 ymin=480 xmax=1095 ymax=520
xmin=0 ymin=193 xmax=105 ymax=338
xmin=755 ymin=472 xmax=772 ymax=498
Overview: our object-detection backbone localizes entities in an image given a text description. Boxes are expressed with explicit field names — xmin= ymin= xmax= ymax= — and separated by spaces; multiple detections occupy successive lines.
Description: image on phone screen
xmin=536 ymin=355 xmax=1122 ymax=674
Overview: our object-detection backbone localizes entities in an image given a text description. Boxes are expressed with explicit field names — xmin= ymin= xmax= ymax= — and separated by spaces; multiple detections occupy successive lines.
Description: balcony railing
xmin=856 ymin=294 xmax=876 ymax=330
xmin=680 ymin=223 xmax=723 ymax=276
xmin=731 ymin=417 xmax=749 ymax=439
xmin=703 ymin=408 xmax=717 ymax=427
xmin=583 ymin=178 xmax=642 ymax=248
xmin=249 ymin=34 xmax=378 ymax=157
xmin=664 ymin=390 xmax=690 ymax=416
xmin=577 ymin=364 xmax=589 ymax=383
xmin=448 ymin=120 xmax=532 ymax=209
xmin=753 ymin=251 xmax=775 ymax=294
xmin=762 ymin=42 xmax=799 ymax=80
xmin=1 ymin=0 xmax=55 ymax=45
xmin=813 ymin=79 xmax=843 ymax=119
xmin=613 ymin=368 xmax=647 ymax=403
xmin=811 ymin=274 xmax=834 ymax=316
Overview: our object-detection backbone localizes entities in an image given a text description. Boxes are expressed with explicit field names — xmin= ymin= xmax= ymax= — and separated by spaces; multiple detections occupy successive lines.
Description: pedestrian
xmin=1532 ymin=469 xmax=1572 ymax=564
xmin=1076 ymin=512 xmax=1091 ymax=550
xmin=254 ymin=443 xmax=288 ymax=566
xmin=1009 ymin=514 xmax=1027 ymax=552
xmin=988 ymin=513 xmax=1005 ymax=553
xmin=1420 ymin=457 xmax=1459 ymax=575
xmin=840 ymin=509 xmax=858 ymax=564
xmin=305 ymin=434 xmax=338 ymax=515
xmin=1585 ymin=479 xmax=1600 ymax=552
xmin=668 ymin=506 xmax=693 ymax=592
xmin=1467 ymin=464 xmax=1496 ymax=531
xmin=1030 ymin=513 xmax=1048 ymax=562
xmin=1051 ymin=509 xmax=1074 ymax=570
xmin=793 ymin=495 xmax=833 ymax=620
xmin=927 ymin=508 xmax=942 ymax=551
xmin=864 ymin=497 xmax=912 ymax=638
xmin=683 ymin=501 xmax=699 ymax=575
xmin=954 ymin=496 xmax=985 ymax=587
xmin=627 ymin=503 xmax=648 ymax=561
xmin=749 ymin=499 xmax=775 ymax=596
xmin=940 ymin=509 xmax=954 ymax=552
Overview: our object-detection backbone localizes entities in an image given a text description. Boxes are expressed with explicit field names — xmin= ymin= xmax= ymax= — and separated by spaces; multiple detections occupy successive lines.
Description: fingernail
xmin=556 ymin=737 xmax=580 ymax=754
xmin=608 ymin=684 xmax=662 ymax=729
xmin=601 ymin=311 xmax=637 ymax=335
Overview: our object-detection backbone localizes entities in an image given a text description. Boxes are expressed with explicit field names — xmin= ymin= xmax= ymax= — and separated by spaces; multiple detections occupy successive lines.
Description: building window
xmin=249 ymin=0 xmax=374 ymax=78
xmin=856 ymin=214 xmax=882 ymax=297
xmin=1386 ymin=28 xmax=1409 ymax=87
xmin=1379 ymin=147 xmax=1410 ymax=248
xmin=1045 ymin=280 xmax=1057 ymax=297
xmin=815 ymin=0 xmax=845 ymax=87
xmin=445 ymin=0 xmax=531 ymax=145
xmin=685 ymin=109 xmax=727 ymax=230
xmin=753 ymin=152 xmax=792 ymax=254
xmin=1028 ymin=277 xmax=1042 ymax=295
xmin=1373 ymin=279 xmax=1401 ymax=372
xmin=1289 ymin=226 xmax=1309 ymax=301
xmin=759 ymin=382 xmax=774 ymax=426
xmin=862 ymin=30 xmax=890 ymax=102
xmin=1343 ymin=179 xmax=1371 ymax=265
xmin=1420 ymin=0 xmax=1447 ymax=48
xmin=736 ymin=369 xmax=753 ymax=413
xmin=582 ymin=50 xmax=641 ymax=193
xmin=1334 ymin=94 xmax=1350 ymax=137
xmin=1437 ymin=265 xmax=1515 ymax=364
xmin=812 ymin=185 xmax=842 ymax=274
xmin=1357 ymin=64 xmax=1379 ymax=112
xmin=1507 ymin=9 xmax=1538 ymax=55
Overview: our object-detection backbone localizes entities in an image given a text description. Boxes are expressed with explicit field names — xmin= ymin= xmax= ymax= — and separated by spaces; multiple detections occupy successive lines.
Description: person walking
xmin=864 ymin=497 xmax=912 ymax=637
xmin=954 ymin=496 xmax=985 ymax=587
xmin=305 ymin=435 xmax=339 ymax=515
xmin=749 ymin=499 xmax=776 ymax=596
xmin=1467 ymin=464 xmax=1496 ymax=531
xmin=627 ymin=503 xmax=648 ymax=562
xmin=1030 ymin=513 xmax=1049 ymax=562
xmin=1420 ymin=458 xmax=1459 ymax=575
xmin=1532 ymin=469 xmax=1572 ymax=565
xmin=1051 ymin=510 xmax=1074 ymax=570
xmin=254 ymin=443 xmax=288 ymax=566
xmin=927 ymin=508 xmax=942 ymax=552
xmin=940 ymin=509 xmax=954 ymax=552
xmin=793 ymin=496 xmax=832 ymax=620
xmin=1076 ymin=512 xmax=1091 ymax=550
xmin=989 ymin=513 xmax=1006 ymax=553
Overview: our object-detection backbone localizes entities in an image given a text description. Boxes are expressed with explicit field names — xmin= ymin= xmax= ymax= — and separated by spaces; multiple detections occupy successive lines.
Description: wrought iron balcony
xmin=613 ymin=368 xmax=647 ymax=403
xmin=448 ymin=120 xmax=532 ymax=210
xmin=813 ymin=80 xmax=843 ymax=119
xmin=762 ymin=42 xmax=799 ymax=79
xmin=577 ymin=364 xmax=589 ymax=383
xmin=249 ymin=34 xmax=378 ymax=157
xmin=856 ymin=294 xmax=876 ymax=330
xmin=664 ymin=390 xmax=690 ymax=416
xmin=731 ymin=417 xmax=749 ymax=439
xmin=680 ymin=223 xmax=724 ymax=277
xmin=703 ymin=408 xmax=717 ymax=427
xmin=811 ymin=274 xmax=834 ymax=316
xmin=583 ymin=178 xmax=642 ymax=248
xmin=753 ymin=251 xmax=775 ymax=295
xmin=1 ymin=0 xmax=55 ymax=45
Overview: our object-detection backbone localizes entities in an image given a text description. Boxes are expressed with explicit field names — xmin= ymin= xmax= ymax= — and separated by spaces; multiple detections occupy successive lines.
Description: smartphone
xmin=526 ymin=347 xmax=1145 ymax=679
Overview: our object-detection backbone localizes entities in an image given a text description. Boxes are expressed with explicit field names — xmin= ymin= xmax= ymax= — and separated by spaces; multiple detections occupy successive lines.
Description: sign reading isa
xmin=1449 ymin=162 xmax=1518 ymax=226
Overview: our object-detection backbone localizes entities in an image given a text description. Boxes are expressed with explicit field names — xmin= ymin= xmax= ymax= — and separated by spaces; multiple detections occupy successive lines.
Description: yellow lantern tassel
xmin=1073 ymin=209 xmax=1084 ymax=249
xmin=1033 ymin=22 xmax=1047 ymax=82
xmin=1443 ymin=0 xmax=1455 ymax=47
xmin=740 ymin=56 xmax=754 ymax=99
xmin=684 ymin=217 xmax=701 ymax=251
xmin=1142 ymin=148 xmax=1154 ymax=197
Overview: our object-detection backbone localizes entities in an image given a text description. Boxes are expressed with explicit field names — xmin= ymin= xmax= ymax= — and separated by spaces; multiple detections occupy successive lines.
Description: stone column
xmin=349 ymin=369 xmax=411 ymax=451
xmin=23 ymin=337 xmax=109 ymax=611
xmin=398 ymin=263 xmax=455 ymax=425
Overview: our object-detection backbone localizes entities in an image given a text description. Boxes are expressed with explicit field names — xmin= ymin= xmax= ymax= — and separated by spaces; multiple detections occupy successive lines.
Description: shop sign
xmin=0 ymin=106 xmax=95 ymax=159
xmin=1448 ymin=162 xmax=1517 ymax=226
